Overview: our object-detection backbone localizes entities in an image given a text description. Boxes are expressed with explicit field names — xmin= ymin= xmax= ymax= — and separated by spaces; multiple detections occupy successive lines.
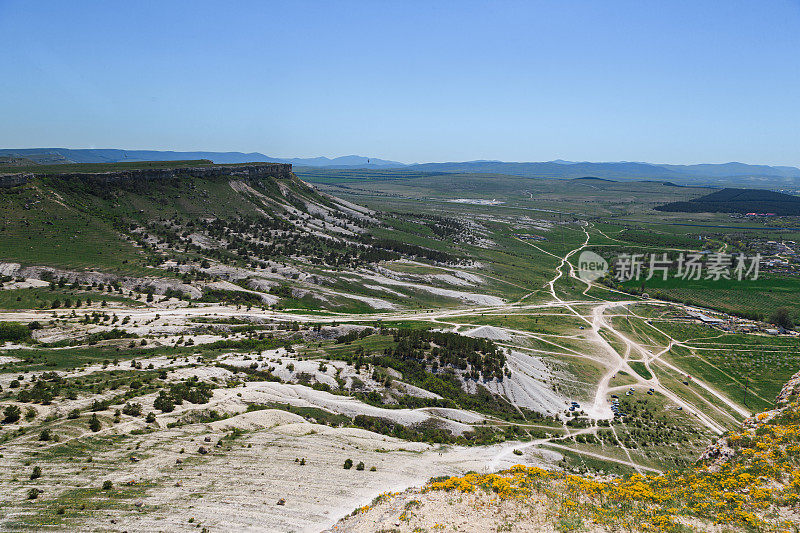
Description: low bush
xmin=3 ymin=405 xmax=21 ymax=423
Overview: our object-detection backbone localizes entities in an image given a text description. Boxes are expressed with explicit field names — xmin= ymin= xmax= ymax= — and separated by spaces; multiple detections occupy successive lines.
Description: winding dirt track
xmin=0 ymin=223 xmax=751 ymax=478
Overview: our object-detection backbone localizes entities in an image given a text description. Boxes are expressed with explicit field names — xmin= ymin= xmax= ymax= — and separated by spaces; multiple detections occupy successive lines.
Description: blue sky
xmin=1 ymin=0 xmax=799 ymax=165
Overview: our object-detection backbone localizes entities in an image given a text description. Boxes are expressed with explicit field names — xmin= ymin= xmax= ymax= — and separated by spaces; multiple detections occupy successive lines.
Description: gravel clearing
xmin=463 ymin=325 xmax=512 ymax=341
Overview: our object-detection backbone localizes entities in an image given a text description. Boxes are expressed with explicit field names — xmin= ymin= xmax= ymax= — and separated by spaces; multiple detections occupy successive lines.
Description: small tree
xmin=122 ymin=402 xmax=142 ymax=417
xmin=356 ymin=461 xmax=365 ymax=471
xmin=102 ymin=480 xmax=113 ymax=490
xmin=3 ymin=404 xmax=21 ymax=423
xmin=30 ymin=466 xmax=41 ymax=480
xmin=88 ymin=413 xmax=101 ymax=432
xmin=343 ymin=458 xmax=353 ymax=470
xmin=38 ymin=429 xmax=51 ymax=441
xmin=153 ymin=391 xmax=174 ymax=413
xmin=770 ymin=307 xmax=794 ymax=330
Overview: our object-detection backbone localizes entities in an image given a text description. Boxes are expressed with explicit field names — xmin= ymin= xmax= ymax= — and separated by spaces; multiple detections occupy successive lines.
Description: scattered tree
xmin=770 ymin=307 xmax=794 ymax=330
xmin=122 ymin=402 xmax=143 ymax=417
xmin=88 ymin=413 xmax=101 ymax=432
xmin=3 ymin=405 xmax=21 ymax=423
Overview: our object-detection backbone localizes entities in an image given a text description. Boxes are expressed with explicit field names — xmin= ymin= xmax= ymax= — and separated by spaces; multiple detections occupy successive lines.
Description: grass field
xmin=623 ymin=274 xmax=800 ymax=319
xmin=0 ymin=183 xmax=144 ymax=271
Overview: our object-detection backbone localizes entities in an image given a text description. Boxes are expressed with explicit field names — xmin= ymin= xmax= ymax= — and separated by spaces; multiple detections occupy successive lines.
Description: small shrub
xmin=102 ymin=480 xmax=112 ymax=490
xmin=3 ymin=404 xmax=21 ymax=423
xmin=27 ymin=488 xmax=40 ymax=500
xmin=0 ymin=322 xmax=31 ymax=342
xmin=30 ymin=466 xmax=41 ymax=480
xmin=343 ymin=458 xmax=353 ymax=469
xmin=38 ymin=429 xmax=51 ymax=441
xmin=88 ymin=413 xmax=101 ymax=432
xmin=122 ymin=402 xmax=142 ymax=417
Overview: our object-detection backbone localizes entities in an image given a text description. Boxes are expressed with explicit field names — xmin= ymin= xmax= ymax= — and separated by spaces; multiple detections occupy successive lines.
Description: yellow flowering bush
xmin=423 ymin=397 xmax=800 ymax=532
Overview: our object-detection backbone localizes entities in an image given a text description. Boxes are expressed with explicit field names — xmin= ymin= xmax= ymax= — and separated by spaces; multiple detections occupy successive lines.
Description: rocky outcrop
xmin=774 ymin=369 xmax=800 ymax=407
xmin=0 ymin=262 xmax=201 ymax=299
xmin=39 ymin=163 xmax=292 ymax=184
xmin=698 ymin=437 xmax=736 ymax=469
xmin=700 ymin=369 xmax=800 ymax=469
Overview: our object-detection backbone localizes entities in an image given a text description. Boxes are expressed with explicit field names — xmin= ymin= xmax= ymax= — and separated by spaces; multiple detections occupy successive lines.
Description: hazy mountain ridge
xmin=3 ymin=148 xmax=800 ymax=186
xmin=0 ymin=148 xmax=404 ymax=169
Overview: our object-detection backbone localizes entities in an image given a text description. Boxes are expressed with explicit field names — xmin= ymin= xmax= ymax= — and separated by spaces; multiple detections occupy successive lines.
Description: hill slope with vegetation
xmin=655 ymin=187 xmax=800 ymax=215
xmin=0 ymin=161 xmax=478 ymax=313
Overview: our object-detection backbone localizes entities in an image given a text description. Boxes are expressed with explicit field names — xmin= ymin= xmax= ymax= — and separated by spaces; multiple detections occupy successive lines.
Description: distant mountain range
xmin=3 ymin=148 xmax=800 ymax=187
xmin=0 ymin=148 xmax=404 ymax=169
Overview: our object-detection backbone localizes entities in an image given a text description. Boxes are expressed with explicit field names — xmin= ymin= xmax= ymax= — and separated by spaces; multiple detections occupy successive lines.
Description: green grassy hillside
xmin=0 ymin=164 xmax=346 ymax=273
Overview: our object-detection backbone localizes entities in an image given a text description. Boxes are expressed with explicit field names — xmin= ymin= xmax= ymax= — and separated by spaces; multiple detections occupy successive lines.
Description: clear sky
xmin=1 ymin=0 xmax=799 ymax=165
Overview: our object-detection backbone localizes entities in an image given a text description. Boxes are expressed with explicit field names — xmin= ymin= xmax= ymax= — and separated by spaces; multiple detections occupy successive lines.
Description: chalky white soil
xmin=328 ymin=489 xmax=583 ymax=533
xmin=102 ymin=417 xmax=548 ymax=533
